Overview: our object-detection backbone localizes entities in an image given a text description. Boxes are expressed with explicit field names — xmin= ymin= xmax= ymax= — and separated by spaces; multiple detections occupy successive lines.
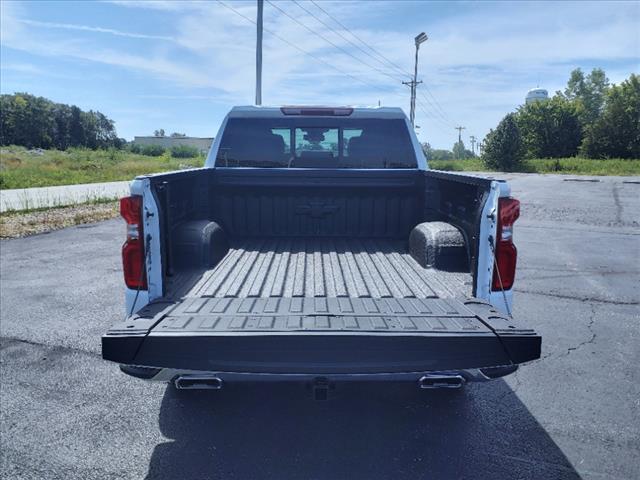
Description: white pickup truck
xmin=102 ymin=106 xmax=540 ymax=395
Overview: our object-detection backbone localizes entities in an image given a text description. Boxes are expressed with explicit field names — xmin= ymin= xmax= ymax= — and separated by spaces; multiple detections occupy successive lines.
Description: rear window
xmin=215 ymin=117 xmax=417 ymax=168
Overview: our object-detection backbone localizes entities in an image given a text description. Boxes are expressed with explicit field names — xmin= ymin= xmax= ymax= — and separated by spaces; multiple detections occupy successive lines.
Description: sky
xmin=1 ymin=0 xmax=639 ymax=149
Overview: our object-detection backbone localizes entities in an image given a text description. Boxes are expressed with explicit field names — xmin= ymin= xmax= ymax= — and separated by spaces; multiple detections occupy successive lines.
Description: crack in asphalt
xmin=515 ymin=289 xmax=639 ymax=306
xmin=517 ymin=270 xmax=638 ymax=282
xmin=0 ymin=336 xmax=101 ymax=359
xmin=560 ymin=304 xmax=598 ymax=359
xmin=529 ymin=305 xmax=599 ymax=367
xmin=612 ymin=183 xmax=623 ymax=225
xmin=519 ymin=266 xmax=638 ymax=273
xmin=498 ymin=304 xmax=600 ymax=407
xmin=518 ymin=224 xmax=640 ymax=236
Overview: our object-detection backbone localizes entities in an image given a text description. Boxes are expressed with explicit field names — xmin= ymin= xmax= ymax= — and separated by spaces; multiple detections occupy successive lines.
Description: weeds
xmin=0 ymin=145 xmax=205 ymax=189
xmin=429 ymin=157 xmax=640 ymax=175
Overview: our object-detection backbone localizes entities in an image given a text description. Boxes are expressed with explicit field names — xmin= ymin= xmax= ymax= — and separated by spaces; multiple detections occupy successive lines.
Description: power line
xmin=415 ymin=103 xmax=453 ymax=137
xmin=419 ymin=89 xmax=455 ymax=127
xmin=216 ymin=0 xmax=396 ymax=95
xmin=264 ymin=0 xmax=429 ymax=116
xmin=219 ymin=0 xmax=455 ymax=132
xmin=417 ymin=87 xmax=456 ymax=126
xmin=308 ymin=0 xmax=412 ymax=79
xmin=307 ymin=0 xmax=457 ymax=127
xmin=293 ymin=0 xmax=408 ymax=81
xmin=416 ymin=96 xmax=456 ymax=131
xmin=265 ymin=0 xmax=401 ymax=84
xmin=290 ymin=1 xmax=455 ymax=129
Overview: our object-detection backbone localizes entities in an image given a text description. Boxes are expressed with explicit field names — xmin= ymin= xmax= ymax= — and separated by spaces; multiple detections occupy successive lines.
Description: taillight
xmin=492 ymin=197 xmax=520 ymax=291
xmin=120 ymin=196 xmax=147 ymax=290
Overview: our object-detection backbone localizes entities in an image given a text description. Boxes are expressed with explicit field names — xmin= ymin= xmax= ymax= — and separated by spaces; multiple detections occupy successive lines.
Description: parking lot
xmin=1 ymin=173 xmax=638 ymax=480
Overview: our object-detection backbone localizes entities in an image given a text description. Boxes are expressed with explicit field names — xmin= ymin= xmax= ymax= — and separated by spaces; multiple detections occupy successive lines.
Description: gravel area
xmin=0 ymin=202 xmax=119 ymax=238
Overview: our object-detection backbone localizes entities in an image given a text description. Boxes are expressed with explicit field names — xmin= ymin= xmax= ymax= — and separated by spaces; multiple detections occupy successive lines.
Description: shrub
xmin=140 ymin=144 xmax=165 ymax=157
xmin=482 ymin=113 xmax=524 ymax=171
xmin=431 ymin=149 xmax=454 ymax=161
xmin=128 ymin=143 xmax=142 ymax=154
xmin=170 ymin=144 xmax=200 ymax=158
xmin=516 ymin=96 xmax=582 ymax=158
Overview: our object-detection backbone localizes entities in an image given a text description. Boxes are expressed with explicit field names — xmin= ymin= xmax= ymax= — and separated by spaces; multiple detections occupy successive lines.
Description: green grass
xmin=2 ymin=146 xmax=637 ymax=189
xmin=0 ymin=145 xmax=205 ymax=189
xmin=429 ymin=157 xmax=640 ymax=175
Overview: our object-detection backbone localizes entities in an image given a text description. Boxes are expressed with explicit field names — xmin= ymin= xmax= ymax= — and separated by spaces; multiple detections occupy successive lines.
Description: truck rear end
xmin=102 ymin=106 xmax=540 ymax=391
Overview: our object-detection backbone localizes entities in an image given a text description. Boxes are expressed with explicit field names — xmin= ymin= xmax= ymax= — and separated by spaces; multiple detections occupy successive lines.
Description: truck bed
xmin=177 ymin=238 xmax=470 ymax=300
xmin=103 ymin=238 xmax=540 ymax=373
xmin=102 ymin=168 xmax=541 ymax=375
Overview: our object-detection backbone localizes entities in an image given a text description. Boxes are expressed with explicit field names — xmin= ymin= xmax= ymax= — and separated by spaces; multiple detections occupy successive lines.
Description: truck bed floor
xmin=179 ymin=238 xmax=470 ymax=299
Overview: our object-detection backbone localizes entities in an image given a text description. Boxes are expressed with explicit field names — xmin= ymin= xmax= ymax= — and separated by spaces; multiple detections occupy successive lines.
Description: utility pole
xmin=403 ymin=32 xmax=428 ymax=127
xmin=255 ymin=0 xmax=263 ymax=106
xmin=454 ymin=126 xmax=466 ymax=159
xmin=470 ymin=135 xmax=476 ymax=155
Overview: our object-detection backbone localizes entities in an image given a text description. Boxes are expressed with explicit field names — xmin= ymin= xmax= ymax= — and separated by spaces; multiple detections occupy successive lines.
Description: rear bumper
xmin=120 ymin=364 xmax=519 ymax=383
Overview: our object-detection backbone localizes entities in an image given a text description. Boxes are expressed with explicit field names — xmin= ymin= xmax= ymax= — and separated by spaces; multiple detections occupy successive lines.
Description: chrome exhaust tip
xmin=174 ymin=375 xmax=223 ymax=390
xmin=418 ymin=374 xmax=465 ymax=389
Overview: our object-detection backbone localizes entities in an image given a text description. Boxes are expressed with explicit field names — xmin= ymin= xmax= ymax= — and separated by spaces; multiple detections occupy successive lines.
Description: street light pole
xmin=255 ymin=0 xmax=263 ymax=106
xmin=404 ymin=32 xmax=428 ymax=127
xmin=410 ymin=39 xmax=419 ymax=126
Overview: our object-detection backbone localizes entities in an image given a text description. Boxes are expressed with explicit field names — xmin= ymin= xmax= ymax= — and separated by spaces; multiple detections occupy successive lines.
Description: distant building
xmin=133 ymin=136 xmax=214 ymax=154
xmin=525 ymin=88 xmax=549 ymax=104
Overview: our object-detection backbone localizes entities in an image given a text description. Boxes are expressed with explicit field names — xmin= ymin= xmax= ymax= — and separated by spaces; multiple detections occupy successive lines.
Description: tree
xmin=154 ymin=129 xmax=165 ymax=137
xmin=517 ymin=95 xmax=582 ymax=158
xmin=452 ymin=140 xmax=466 ymax=159
xmin=0 ymin=93 xmax=119 ymax=149
xmin=52 ymin=103 xmax=72 ymax=149
xmin=482 ymin=113 xmax=523 ymax=171
xmin=170 ymin=132 xmax=186 ymax=138
xmin=563 ymin=67 xmax=609 ymax=128
xmin=69 ymin=105 xmax=85 ymax=147
xmin=581 ymin=74 xmax=640 ymax=159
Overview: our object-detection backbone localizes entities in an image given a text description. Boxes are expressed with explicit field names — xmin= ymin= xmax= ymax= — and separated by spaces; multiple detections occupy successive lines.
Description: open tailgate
xmin=102 ymin=297 xmax=540 ymax=374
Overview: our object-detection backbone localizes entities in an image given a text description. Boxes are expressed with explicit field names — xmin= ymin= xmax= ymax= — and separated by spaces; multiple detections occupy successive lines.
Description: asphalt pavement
xmin=1 ymin=173 xmax=638 ymax=480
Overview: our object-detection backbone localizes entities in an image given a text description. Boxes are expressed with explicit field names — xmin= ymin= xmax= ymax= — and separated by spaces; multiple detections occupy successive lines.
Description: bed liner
xmin=173 ymin=237 xmax=471 ymax=300
xmin=102 ymin=238 xmax=540 ymax=372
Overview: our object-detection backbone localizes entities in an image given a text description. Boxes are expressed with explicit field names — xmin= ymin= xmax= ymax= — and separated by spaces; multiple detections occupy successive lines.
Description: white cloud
xmin=104 ymin=0 xmax=199 ymax=11
xmin=19 ymin=19 xmax=175 ymax=41
xmin=1 ymin=62 xmax=44 ymax=75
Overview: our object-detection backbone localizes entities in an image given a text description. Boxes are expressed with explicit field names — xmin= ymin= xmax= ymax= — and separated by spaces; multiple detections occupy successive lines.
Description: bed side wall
xmin=422 ymin=170 xmax=493 ymax=296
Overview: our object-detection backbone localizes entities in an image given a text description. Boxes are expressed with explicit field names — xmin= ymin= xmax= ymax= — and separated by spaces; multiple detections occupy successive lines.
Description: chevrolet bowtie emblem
xmin=295 ymin=202 xmax=340 ymax=218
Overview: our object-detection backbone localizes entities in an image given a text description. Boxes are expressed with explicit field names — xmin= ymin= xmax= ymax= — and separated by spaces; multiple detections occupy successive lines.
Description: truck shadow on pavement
xmin=146 ymin=380 xmax=580 ymax=480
